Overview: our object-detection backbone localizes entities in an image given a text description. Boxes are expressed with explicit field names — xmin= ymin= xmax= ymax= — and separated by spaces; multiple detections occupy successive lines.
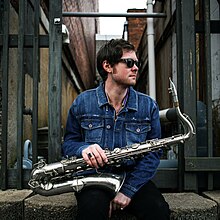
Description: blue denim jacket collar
xmin=96 ymin=83 xmax=138 ymax=111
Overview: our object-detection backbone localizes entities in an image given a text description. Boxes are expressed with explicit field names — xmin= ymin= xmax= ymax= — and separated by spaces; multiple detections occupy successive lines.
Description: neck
xmin=105 ymin=83 xmax=128 ymax=114
xmin=105 ymin=84 xmax=128 ymax=105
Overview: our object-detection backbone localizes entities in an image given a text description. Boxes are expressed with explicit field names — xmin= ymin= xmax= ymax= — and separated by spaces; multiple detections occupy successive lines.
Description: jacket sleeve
xmin=119 ymin=101 xmax=162 ymax=198
xmin=62 ymin=102 xmax=89 ymax=158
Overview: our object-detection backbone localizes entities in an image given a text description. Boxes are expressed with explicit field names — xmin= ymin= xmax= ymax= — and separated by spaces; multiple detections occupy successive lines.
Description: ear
xmin=102 ymin=60 xmax=112 ymax=73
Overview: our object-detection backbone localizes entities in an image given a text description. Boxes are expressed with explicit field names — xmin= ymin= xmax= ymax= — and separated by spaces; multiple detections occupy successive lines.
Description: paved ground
xmin=0 ymin=189 xmax=219 ymax=219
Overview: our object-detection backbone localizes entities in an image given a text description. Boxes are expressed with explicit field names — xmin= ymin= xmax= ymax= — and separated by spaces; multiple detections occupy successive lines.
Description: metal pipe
xmin=147 ymin=0 xmax=156 ymax=100
xmin=24 ymin=140 xmax=32 ymax=160
xmin=62 ymin=12 xmax=166 ymax=18
xmin=123 ymin=21 xmax=128 ymax=40
xmin=159 ymin=108 xmax=177 ymax=122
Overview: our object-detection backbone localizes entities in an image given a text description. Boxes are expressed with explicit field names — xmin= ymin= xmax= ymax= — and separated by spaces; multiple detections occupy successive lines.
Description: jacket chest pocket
xmin=125 ymin=122 xmax=151 ymax=145
xmin=81 ymin=119 xmax=104 ymax=143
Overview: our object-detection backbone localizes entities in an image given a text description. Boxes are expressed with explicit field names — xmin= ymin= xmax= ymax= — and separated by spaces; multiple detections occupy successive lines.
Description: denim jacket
xmin=62 ymin=83 xmax=162 ymax=198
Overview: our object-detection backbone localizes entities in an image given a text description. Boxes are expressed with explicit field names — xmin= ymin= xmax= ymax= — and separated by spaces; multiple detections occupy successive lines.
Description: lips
xmin=129 ymin=74 xmax=137 ymax=78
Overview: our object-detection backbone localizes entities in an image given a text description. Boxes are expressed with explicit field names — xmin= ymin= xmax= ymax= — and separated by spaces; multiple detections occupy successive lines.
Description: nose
xmin=132 ymin=64 xmax=139 ymax=71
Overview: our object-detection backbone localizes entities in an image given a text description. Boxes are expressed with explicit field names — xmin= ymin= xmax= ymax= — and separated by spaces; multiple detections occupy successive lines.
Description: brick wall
xmin=127 ymin=9 xmax=147 ymax=50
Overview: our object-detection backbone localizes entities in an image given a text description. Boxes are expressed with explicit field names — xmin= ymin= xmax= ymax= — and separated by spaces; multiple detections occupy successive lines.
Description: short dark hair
xmin=96 ymin=39 xmax=135 ymax=81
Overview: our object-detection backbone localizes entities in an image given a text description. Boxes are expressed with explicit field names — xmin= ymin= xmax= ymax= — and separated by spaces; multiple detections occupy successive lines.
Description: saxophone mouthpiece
xmin=169 ymin=78 xmax=179 ymax=107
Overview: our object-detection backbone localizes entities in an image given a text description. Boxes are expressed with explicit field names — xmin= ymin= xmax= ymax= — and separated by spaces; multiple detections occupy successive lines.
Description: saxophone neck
xmin=169 ymin=78 xmax=196 ymax=140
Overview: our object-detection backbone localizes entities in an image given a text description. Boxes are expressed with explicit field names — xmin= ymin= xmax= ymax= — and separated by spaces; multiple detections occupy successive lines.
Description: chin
xmin=129 ymin=81 xmax=136 ymax=86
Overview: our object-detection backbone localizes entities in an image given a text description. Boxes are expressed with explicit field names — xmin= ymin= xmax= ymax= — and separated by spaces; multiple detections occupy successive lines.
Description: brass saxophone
xmin=28 ymin=79 xmax=195 ymax=196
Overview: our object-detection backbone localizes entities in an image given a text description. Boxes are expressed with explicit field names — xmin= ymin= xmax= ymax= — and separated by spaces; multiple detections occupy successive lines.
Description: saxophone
xmin=28 ymin=79 xmax=195 ymax=196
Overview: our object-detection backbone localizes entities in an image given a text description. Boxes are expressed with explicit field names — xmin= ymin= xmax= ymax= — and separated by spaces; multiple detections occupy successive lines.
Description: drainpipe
xmin=147 ymin=0 xmax=156 ymax=100
xmin=123 ymin=21 xmax=128 ymax=41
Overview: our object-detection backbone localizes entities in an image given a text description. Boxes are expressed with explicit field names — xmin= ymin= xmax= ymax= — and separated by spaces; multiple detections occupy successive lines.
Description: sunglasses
xmin=118 ymin=58 xmax=140 ymax=68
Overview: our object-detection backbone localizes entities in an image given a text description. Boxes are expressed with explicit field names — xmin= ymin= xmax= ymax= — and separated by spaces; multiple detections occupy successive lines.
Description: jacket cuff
xmin=76 ymin=144 xmax=90 ymax=157
xmin=119 ymin=183 xmax=138 ymax=198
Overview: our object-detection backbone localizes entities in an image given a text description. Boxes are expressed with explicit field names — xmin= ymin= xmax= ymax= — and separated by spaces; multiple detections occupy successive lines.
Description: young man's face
xmin=111 ymin=50 xmax=139 ymax=87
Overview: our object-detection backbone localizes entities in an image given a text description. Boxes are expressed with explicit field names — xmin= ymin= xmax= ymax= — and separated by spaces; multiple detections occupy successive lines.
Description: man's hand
xmin=82 ymin=144 xmax=108 ymax=168
xmin=109 ymin=192 xmax=131 ymax=217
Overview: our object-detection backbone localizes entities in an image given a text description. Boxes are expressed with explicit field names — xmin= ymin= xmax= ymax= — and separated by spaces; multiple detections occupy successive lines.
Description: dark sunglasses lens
xmin=126 ymin=59 xmax=140 ymax=68
xmin=126 ymin=59 xmax=134 ymax=68
xmin=134 ymin=61 xmax=140 ymax=68
xmin=119 ymin=58 xmax=139 ymax=68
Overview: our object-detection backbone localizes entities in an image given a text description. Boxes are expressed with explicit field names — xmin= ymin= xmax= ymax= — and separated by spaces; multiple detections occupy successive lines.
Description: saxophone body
xmin=29 ymin=79 xmax=195 ymax=196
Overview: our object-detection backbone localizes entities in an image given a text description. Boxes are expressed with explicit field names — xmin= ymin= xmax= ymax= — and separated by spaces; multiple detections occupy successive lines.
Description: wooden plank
xmin=6 ymin=169 xmax=31 ymax=189
xmin=204 ymin=0 xmax=213 ymax=191
xmin=0 ymin=0 xmax=10 ymax=190
xmin=48 ymin=0 xmax=63 ymax=163
xmin=32 ymin=0 xmax=40 ymax=164
xmin=17 ymin=0 xmax=26 ymax=189
xmin=0 ymin=34 xmax=49 ymax=48
xmin=185 ymin=157 xmax=220 ymax=172
xmin=176 ymin=0 xmax=198 ymax=191
xmin=153 ymin=168 xmax=178 ymax=189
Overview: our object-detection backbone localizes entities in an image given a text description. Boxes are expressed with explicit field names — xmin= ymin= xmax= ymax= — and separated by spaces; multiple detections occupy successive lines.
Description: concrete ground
xmin=0 ymin=189 xmax=219 ymax=219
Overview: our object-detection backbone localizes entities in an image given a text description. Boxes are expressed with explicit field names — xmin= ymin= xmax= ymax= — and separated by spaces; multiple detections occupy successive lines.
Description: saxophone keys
xmin=113 ymin=148 xmax=121 ymax=153
xmin=131 ymin=143 xmax=139 ymax=149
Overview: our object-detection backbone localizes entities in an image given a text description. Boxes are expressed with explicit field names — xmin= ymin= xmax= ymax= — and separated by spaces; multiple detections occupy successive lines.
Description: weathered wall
xmin=210 ymin=0 xmax=220 ymax=156
xmin=3 ymin=0 xmax=98 ymax=166
xmin=136 ymin=0 xmax=220 ymax=159
xmin=136 ymin=1 xmax=173 ymax=109
xmin=63 ymin=0 xmax=99 ymax=89
xmin=7 ymin=4 xmax=20 ymax=166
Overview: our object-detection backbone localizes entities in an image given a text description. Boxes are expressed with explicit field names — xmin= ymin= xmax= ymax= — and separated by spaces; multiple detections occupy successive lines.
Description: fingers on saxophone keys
xmin=92 ymin=148 xmax=107 ymax=167
xmin=87 ymin=152 xmax=93 ymax=159
xmin=83 ymin=152 xmax=93 ymax=167
xmin=85 ymin=151 xmax=99 ymax=168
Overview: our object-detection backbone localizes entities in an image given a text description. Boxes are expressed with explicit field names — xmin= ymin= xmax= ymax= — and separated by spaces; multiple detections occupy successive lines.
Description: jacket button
xmin=89 ymin=124 xmax=93 ymax=128
xmin=106 ymin=125 xmax=111 ymax=129
xmin=136 ymin=128 xmax=141 ymax=133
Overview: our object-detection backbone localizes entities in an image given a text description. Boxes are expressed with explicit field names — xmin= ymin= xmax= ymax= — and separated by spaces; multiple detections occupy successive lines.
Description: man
xmin=62 ymin=39 xmax=170 ymax=220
